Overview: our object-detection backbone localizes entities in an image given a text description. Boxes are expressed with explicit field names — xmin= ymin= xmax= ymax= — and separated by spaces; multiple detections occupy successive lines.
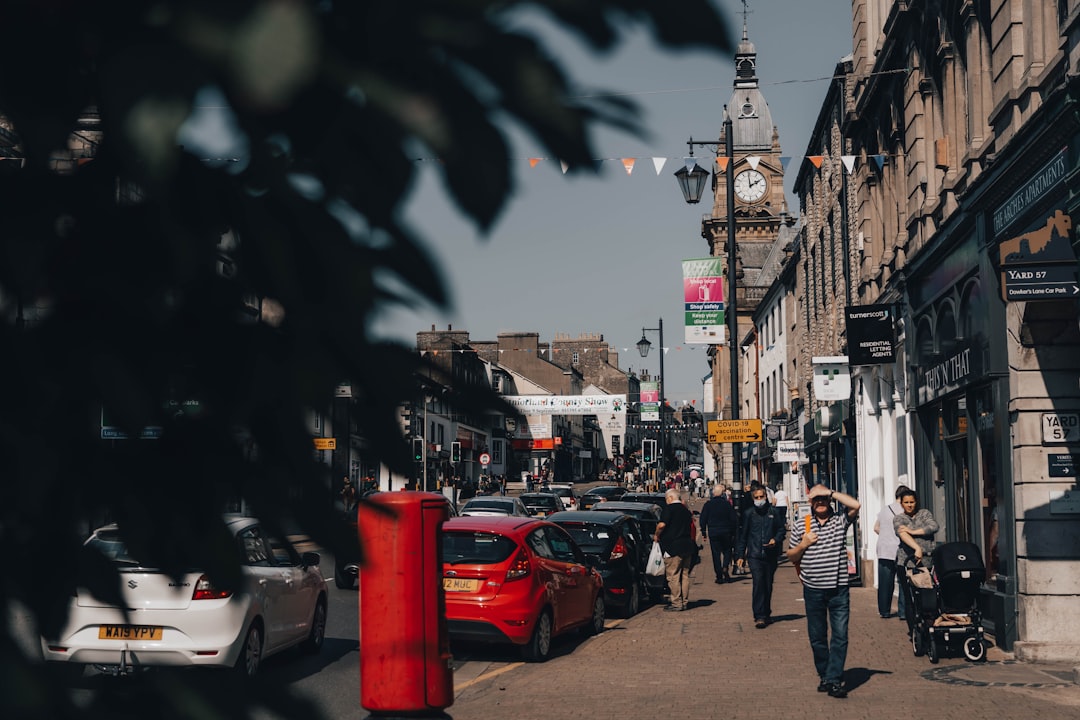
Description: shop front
xmin=905 ymin=225 xmax=1015 ymax=649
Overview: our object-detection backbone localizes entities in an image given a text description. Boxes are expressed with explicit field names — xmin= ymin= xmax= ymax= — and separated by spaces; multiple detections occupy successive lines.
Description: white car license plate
xmin=98 ymin=625 xmax=163 ymax=641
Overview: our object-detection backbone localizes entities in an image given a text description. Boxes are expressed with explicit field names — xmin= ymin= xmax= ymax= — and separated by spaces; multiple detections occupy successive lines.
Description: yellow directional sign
xmin=313 ymin=438 xmax=336 ymax=450
xmin=707 ymin=419 xmax=763 ymax=444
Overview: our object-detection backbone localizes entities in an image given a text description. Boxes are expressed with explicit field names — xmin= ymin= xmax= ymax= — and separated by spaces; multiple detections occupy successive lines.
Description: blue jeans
xmin=877 ymin=559 xmax=906 ymax=619
xmin=803 ymin=585 xmax=850 ymax=686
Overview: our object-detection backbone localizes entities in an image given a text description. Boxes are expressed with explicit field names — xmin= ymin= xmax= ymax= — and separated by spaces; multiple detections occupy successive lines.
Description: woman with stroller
xmin=893 ymin=488 xmax=939 ymax=637
xmin=893 ymin=489 xmax=939 ymax=568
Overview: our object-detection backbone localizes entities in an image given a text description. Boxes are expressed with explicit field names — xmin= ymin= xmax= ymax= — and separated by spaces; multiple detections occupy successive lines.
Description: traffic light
xmin=451 ymin=441 xmax=461 ymax=463
xmin=412 ymin=437 xmax=424 ymax=462
xmin=642 ymin=439 xmax=655 ymax=463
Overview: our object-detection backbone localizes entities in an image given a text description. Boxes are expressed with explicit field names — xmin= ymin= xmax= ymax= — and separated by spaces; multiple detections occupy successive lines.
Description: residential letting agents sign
xmin=845 ymin=304 xmax=896 ymax=365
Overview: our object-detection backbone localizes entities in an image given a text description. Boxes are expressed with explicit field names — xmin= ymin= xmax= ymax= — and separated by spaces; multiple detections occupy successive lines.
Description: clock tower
xmin=709 ymin=18 xmax=786 ymax=254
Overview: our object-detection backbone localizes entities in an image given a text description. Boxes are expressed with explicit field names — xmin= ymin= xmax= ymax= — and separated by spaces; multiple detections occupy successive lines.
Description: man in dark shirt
xmin=699 ymin=484 xmax=738 ymax=583
xmin=654 ymin=488 xmax=694 ymax=612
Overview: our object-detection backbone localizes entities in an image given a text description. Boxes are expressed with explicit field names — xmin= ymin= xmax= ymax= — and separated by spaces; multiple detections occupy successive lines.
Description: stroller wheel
xmin=963 ymin=637 xmax=986 ymax=662
xmin=911 ymin=629 xmax=926 ymax=657
xmin=928 ymin=636 xmax=940 ymax=664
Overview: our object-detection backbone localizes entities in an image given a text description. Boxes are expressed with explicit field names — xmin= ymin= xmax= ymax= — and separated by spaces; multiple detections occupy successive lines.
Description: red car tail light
xmin=609 ymin=536 xmax=628 ymax=561
xmin=504 ymin=548 xmax=531 ymax=582
xmin=192 ymin=574 xmax=232 ymax=600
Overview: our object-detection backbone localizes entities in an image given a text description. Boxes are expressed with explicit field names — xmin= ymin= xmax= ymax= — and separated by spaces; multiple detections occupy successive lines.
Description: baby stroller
xmin=905 ymin=541 xmax=987 ymax=663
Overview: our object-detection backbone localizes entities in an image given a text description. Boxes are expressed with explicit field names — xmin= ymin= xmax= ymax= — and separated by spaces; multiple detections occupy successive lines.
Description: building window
xmin=572 ymin=351 xmax=580 ymax=365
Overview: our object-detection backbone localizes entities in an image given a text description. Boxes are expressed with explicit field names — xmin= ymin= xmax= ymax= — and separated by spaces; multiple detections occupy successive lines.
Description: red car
xmin=441 ymin=516 xmax=605 ymax=662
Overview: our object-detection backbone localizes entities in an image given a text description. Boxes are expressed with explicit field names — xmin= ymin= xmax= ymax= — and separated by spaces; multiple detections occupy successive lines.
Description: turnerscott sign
xmin=845 ymin=305 xmax=896 ymax=365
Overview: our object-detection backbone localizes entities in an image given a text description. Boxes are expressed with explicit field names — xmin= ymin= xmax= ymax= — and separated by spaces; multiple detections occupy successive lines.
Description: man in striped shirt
xmin=786 ymin=483 xmax=861 ymax=699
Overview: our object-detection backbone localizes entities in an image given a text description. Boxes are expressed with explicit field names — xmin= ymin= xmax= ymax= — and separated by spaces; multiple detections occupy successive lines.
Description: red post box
xmin=359 ymin=491 xmax=453 ymax=717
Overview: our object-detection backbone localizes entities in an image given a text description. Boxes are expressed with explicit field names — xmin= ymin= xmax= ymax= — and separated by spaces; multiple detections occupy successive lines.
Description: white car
xmin=546 ymin=485 xmax=578 ymax=511
xmin=41 ymin=515 xmax=328 ymax=679
xmin=459 ymin=497 xmax=529 ymax=517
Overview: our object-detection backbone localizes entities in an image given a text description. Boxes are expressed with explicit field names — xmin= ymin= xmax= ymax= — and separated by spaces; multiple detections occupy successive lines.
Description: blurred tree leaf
xmin=0 ymin=1 xmax=730 ymax=717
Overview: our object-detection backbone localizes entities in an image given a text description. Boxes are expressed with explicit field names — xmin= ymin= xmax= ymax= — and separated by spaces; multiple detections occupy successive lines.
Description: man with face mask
xmin=734 ymin=483 xmax=786 ymax=628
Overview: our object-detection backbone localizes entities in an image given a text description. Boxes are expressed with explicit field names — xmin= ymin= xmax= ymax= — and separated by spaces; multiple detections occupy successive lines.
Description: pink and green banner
xmin=682 ymin=257 xmax=725 ymax=344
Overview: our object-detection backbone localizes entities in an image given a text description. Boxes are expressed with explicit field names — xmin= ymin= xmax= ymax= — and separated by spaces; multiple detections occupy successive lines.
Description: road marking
xmin=454 ymin=617 xmax=624 ymax=692
xmin=455 ymin=662 xmax=522 ymax=691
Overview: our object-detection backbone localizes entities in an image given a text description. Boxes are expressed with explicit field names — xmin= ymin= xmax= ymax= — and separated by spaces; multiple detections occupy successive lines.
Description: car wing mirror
xmin=302 ymin=551 xmax=321 ymax=569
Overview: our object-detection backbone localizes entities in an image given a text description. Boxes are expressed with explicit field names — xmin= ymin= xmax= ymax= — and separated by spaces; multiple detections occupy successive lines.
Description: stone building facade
xmin=789 ymin=0 xmax=1080 ymax=660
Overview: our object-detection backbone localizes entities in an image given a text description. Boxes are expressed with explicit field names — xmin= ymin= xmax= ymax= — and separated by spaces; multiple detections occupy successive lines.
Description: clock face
xmin=734 ymin=169 xmax=767 ymax=202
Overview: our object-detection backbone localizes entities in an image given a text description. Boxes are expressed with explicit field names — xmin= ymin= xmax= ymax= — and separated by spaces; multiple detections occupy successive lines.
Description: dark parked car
xmin=548 ymin=510 xmax=649 ymax=617
xmin=519 ymin=492 xmax=563 ymax=517
xmin=620 ymin=492 xmax=669 ymax=508
xmin=588 ymin=501 xmax=666 ymax=602
xmin=578 ymin=485 xmax=627 ymax=511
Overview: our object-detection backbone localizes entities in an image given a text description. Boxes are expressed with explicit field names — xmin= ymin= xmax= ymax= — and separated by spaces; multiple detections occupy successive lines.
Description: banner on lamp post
xmin=640 ymin=381 xmax=660 ymax=421
xmin=682 ymin=257 xmax=726 ymax=344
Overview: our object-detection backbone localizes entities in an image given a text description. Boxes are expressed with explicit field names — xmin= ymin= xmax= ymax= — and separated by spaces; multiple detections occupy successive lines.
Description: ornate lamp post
xmin=674 ymin=107 xmax=742 ymax=507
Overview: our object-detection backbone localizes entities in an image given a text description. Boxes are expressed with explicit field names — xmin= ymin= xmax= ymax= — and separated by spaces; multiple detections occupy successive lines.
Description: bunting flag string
xmin=439 ymin=151 xmax=895 ymax=177
xmin=0 ymin=152 xmax=896 ymax=175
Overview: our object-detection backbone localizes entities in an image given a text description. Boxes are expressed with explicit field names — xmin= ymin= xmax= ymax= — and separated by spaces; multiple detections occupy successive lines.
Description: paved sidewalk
xmin=449 ymin=495 xmax=1080 ymax=720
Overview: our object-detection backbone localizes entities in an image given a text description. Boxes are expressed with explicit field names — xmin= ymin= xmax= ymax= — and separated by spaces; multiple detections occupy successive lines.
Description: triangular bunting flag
xmin=593 ymin=159 xmax=605 ymax=172
xmin=807 ymin=156 xmax=824 ymax=169
xmin=621 ymin=158 xmax=636 ymax=175
xmin=779 ymin=156 xmax=791 ymax=170
xmin=841 ymin=155 xmax=856 ymax=174
xmin=560 ymin=160 xmax=569 ymax=174
xmin=872 ymin=154 xmax=886 ymax=172
xmin=652 ymin=157 xmax=666 ymax=175
xmin=747 ymin=156 xmax=761 ymax=171
xmin=528 ymin=158 xmax=542 ymax=168
xmin=431 ymin=350 xmax=439 ymax=356
xmin=716 ymin=156 xmax=730 ymax=172
xmin=684 ymin=158 xmax=697 ymax=172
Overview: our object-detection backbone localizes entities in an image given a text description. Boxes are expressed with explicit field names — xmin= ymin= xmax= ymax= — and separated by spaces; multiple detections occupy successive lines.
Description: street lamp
xmin=636 ymin=318 xmax=667 ymax=476
xmin=674 ymin=106 xmax=742 ymax=505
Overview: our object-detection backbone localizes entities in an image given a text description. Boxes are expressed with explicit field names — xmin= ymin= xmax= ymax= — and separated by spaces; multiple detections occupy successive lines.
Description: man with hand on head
xmin=786 ymin=483 xmax=861 ymax=699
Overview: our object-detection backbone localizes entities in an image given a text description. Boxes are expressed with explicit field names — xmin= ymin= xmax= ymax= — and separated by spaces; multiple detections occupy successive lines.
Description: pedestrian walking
xmin=340 ymin=476 xmax=358 ymax=512
xmin=873 ymin=484 xmax=911 ymax=620
xmin=654 ymin=487 xmax=695 ymax=612
xmin=734 ymin=486 xmax=786 ymax=627
xmin=786 ymin=483 xmax=861 ymax=699
xmin=772 ymin=483 xmax=789 ymax=527
xmin=699 ymin=483 xmax=738 ymax=583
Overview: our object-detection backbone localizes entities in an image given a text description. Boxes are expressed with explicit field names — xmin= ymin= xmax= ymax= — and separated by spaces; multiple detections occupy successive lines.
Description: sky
xmin=373 ymin=0 xmax=853 ymax=406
